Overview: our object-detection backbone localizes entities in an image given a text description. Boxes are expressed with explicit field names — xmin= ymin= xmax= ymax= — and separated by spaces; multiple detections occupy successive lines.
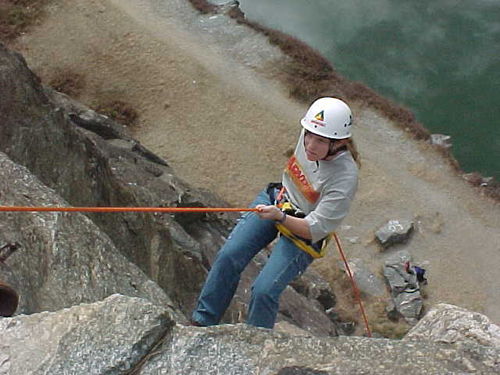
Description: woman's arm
xmin=255 ymin=204 xmax=312 ymax=239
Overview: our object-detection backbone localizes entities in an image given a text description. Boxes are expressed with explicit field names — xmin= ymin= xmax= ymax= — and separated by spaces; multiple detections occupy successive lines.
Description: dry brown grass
xmin=312 ymin=258 xmax=412 ymax=338
xmin=95 ymin=100 xmax=139 ymax=128
xmin=366 ymin=301 xmax=411 ymax=339
xmin=0 ymin=0 xmax=48 ymax=42
xmin=486 ymin=182 xmax=500 ymax=201
xmin=186 ymin=0 xmax=217 ymax=14
xmin=48 ymin=68 xmax=86 ymax=98
xmin=235 ymin=16 xmax=431 ymax=141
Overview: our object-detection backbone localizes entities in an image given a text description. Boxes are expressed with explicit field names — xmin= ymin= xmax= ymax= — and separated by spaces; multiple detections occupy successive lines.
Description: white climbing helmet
xmin=300 ymin=97 xmax=353 ymax=139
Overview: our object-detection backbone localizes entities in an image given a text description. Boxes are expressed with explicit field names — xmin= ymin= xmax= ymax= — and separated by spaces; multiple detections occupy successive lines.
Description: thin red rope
xmin=333 ymin=233 xmax=372 ymax=337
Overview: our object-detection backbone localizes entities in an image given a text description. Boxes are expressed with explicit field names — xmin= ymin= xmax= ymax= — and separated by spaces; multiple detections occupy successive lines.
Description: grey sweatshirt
xmin=282 ymin=130 xmax=359 ymax=243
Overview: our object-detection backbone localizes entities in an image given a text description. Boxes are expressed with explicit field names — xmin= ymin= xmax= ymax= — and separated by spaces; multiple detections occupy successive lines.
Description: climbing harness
xmin=275 ymin=223 xmax=330 ymax=259
xmin=269 ymin=185 xmax=330 ymax=259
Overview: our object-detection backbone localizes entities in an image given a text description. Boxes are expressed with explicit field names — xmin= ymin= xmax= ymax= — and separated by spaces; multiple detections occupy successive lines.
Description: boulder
xmin=3 ymin=296 xmax=499 ymax=374
xmin=430 ymin=134 xmax=452 ymax=148
xmin=140 ymin=323 xmax=500 ymax=374
xmin=0 ymin=294 xmax=174 ymax=375
xmin=383 ymin=251 xmax=423 ymax=324
xmin=290 ymin=269 xmax=336 ymax=309
xmin=404 ymin=303 xmax=500 ymax=348
xmin=215 ymin=0 xmax=243 ymax=16
xmin=0 ymin=42 xmax=219 ymax=316
xmin=375 ymin=219 xmax=414 ymax=248
xmin=339 ymin=258 xmax=386 ymax=297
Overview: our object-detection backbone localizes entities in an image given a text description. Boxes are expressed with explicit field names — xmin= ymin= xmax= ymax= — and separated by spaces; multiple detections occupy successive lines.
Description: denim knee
xmin=251 ymin=277 xmax=279 ymax=306
xmin=215 ymin=243 xmax=247 ymax=274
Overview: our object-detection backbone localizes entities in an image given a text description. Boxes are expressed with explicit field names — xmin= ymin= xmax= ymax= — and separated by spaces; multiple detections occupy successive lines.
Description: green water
xmin=238 ymin=0 xmax=500 ymax=180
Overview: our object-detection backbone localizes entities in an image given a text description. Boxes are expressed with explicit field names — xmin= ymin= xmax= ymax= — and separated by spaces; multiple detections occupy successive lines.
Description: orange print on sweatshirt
xmin=285 ymin=156 xmax=320 ymax=203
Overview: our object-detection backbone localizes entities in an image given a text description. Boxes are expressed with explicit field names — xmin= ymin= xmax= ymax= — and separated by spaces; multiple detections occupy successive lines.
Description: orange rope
xmin=1 ymin=204 xmax=370 ymax=335
xmin=333 ymin=233 xmax=372 ymax=337
xmin=0 ymin=206 xmax=260 ymax=213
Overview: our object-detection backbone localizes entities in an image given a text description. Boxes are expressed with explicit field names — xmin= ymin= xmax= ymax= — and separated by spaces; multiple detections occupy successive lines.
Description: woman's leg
xmin=246 ymin=236 xmax=314 ymax=328
xmin=192 ymin=189 xmax=278 ymax=326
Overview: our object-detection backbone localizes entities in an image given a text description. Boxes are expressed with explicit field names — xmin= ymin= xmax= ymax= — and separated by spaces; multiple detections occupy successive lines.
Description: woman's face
xmin=304 ymin=131 xmax=331 ymax=161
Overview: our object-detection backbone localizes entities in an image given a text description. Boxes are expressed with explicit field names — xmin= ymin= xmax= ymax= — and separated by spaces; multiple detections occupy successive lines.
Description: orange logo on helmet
xmin=314 ymin=111 xmax=324 ymax=122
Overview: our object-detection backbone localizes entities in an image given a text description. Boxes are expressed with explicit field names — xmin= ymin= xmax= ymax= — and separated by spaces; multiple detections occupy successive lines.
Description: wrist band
xmin=277 ymin=211 xmax=287 ymax=224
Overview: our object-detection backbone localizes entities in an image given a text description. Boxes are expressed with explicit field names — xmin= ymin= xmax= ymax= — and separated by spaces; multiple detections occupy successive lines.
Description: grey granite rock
xmin=138 ymin=324 xmax=500 ymax=374
xmin=430 ymin=134 xmax=452 ymax=148
xmin=405 ymin=303 xmax=500 ymax=348
xmin=0 ymin=152 xmax=178 ymax=319
xmin=340 ymin=258 xmax=387 ymax=297
xmin=376 ymin=219 xmax=414 ymax=248
xmin=0 ymin=294 xmax=174 ymax=375
xmin=383 ymin=251 xmax=423 ymax=324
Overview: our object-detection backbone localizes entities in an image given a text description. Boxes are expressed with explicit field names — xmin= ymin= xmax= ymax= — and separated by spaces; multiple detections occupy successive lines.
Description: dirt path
xmin=11 ymin=0 xmax=500 ymax=327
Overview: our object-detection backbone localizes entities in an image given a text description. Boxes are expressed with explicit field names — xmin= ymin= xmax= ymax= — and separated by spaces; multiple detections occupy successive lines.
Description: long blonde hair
xmin=347 ymin=139 xmax=361 ymax=169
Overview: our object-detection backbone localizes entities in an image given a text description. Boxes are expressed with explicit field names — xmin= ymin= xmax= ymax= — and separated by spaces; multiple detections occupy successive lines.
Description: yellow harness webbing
xmin=275 ymin=223 xmax=332 ymax=259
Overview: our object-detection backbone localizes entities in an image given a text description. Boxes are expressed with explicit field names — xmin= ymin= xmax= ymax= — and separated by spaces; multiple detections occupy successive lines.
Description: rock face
xmin=0 ymin=152 xmax=178 ymax=318
xmin=0 ymin=42 xmax=214 ymax=316
xmin=1 ymin=295 xmax=499 ymax=375
xmin=0 ymin=42 xmax=339 ymax=335
xmin=145 ymin=324 xmax=500 ymax=375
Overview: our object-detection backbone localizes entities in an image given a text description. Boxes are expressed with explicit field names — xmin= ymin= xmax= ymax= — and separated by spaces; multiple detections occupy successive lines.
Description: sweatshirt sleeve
xmin=304 ymin=190 xmax=353 ymax=243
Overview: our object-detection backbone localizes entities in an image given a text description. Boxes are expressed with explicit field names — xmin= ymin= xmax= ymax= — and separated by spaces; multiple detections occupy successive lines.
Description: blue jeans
xmin=192 ymin=188 xmax=314 ymax=329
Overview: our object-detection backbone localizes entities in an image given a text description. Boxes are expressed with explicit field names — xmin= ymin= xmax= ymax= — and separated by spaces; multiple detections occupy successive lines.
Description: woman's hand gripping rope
xmin=255 ymin=204 xmax=284 ymax=222
xmin=256 ymin=204 xmax=312 ymax=240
